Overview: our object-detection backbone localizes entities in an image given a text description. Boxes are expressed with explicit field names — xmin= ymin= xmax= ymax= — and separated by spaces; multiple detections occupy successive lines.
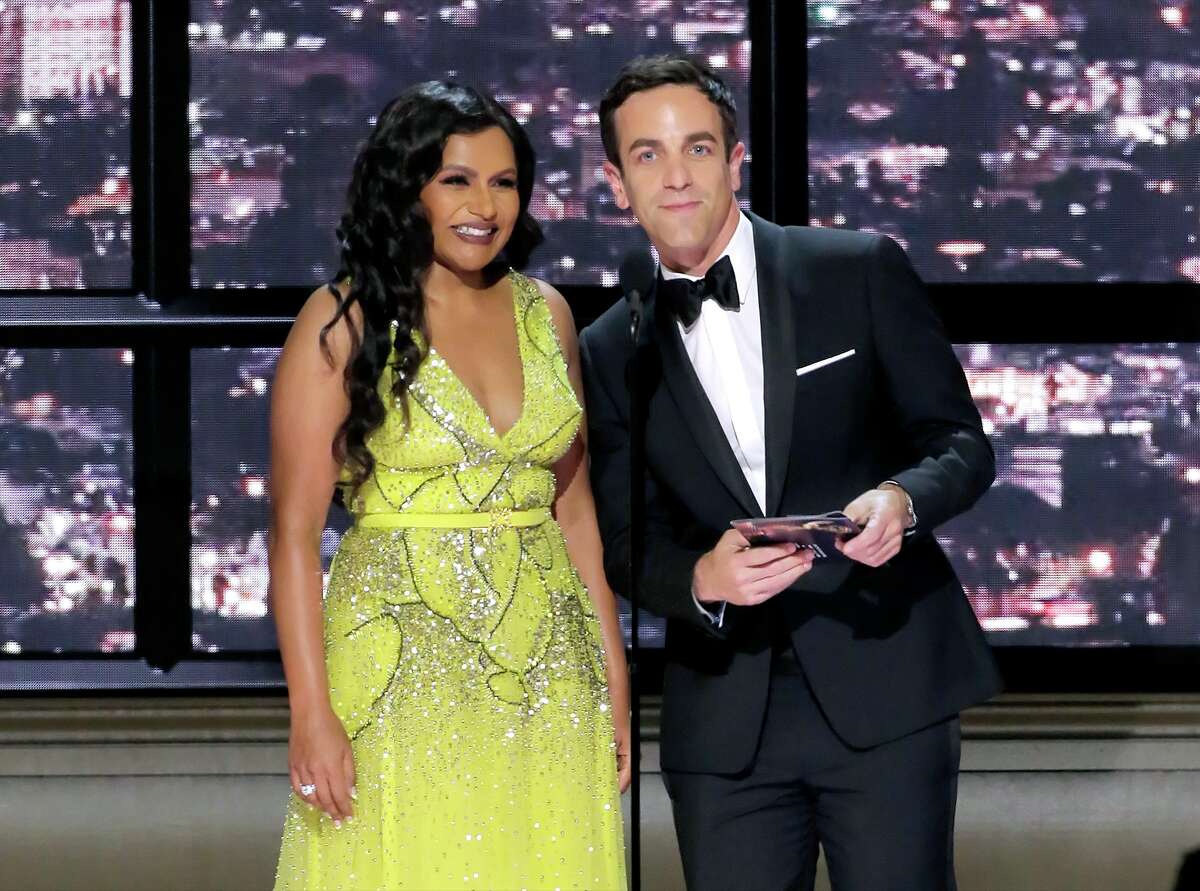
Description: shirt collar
xmin=658 ymin=211 xmax=756 ymax=306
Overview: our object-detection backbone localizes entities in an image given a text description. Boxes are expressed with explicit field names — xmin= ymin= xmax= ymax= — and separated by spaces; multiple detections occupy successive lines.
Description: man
xmin=579 ymin=56 xmax=1002 ymax=891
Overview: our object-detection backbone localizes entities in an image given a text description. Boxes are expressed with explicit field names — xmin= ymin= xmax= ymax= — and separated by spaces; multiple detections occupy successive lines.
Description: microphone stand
xmin=626 ymin=292 xmax=645 ymax=891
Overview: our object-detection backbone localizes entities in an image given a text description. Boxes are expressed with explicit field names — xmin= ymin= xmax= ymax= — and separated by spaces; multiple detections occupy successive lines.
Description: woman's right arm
xmin=268 ymin=284 xmax=357 ymax=826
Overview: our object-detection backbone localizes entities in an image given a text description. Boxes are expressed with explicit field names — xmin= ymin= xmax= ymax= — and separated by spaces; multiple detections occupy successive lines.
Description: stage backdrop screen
xmin=188 ymin=0 xmax=751 ymax=289
xmin=807 ymin=0 xmax=1200 ymax=284
xmin=191 ymin=341 xmax=1200 ymax=656
xmin=190 ymin=347 xmax=350 ymax=652
xmin=944 ymin=343 xmax=1200 ymax=646
xmin=0 ymin=348 xmax=135 ymax=655
xmin=0 ymin=0 xmax=133 ymax=289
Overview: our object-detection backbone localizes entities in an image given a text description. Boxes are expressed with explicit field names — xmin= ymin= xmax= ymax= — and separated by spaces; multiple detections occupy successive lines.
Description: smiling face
xmin=419 ymin=126 xmax=521 ymax=280
xmin=603 ymin=84 xmax=744 ymax=272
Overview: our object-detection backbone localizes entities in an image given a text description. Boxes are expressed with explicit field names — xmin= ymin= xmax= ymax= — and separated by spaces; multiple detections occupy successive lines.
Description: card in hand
xmin=730 ymin=512 xmax=861 ymax=558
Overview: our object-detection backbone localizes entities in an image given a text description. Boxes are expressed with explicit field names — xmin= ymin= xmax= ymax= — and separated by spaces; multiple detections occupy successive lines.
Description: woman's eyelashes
xmin=438 ymin=174 xmax=517 ymax=188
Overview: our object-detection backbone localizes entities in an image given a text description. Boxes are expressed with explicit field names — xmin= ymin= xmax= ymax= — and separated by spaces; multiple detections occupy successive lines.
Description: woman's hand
xmin=288 ymin=707 xmax=356 ymax=825
xmin=613 ymin=708 xmax=633 ymax=794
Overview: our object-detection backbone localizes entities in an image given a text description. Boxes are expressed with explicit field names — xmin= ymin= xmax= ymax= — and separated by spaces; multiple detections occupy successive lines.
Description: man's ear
xmin=728 ymin=141 xmax=746 ymax=194
xmin=602 ymin=160 xmax=631 ymax=211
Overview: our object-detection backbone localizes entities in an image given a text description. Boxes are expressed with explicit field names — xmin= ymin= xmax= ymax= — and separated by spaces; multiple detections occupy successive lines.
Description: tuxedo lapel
xmin=650 ymin=278 xmax=763 ymax=519
xmin=749 ymin=213 xmax=798 ymax=517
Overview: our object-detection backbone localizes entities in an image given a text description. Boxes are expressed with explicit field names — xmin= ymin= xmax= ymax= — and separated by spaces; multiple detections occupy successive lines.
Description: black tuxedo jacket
xmin=579 ymin=213 xmax=1002 ymax=775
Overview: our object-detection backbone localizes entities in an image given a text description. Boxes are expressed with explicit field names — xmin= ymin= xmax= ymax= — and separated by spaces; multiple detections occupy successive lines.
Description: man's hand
xmin=837 ymin=486 xmax=910 ymax=567
xmin=694 ymin=529 xmax=815 ymax=607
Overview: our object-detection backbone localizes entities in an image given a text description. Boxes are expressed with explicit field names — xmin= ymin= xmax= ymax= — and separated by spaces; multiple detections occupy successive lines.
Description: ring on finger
xmin=299 ymin=783 xmax=317 ymax=797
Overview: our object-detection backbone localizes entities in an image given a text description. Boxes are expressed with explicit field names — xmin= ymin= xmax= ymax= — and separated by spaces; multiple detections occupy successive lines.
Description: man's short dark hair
xmin=599 ymin=55 xmax=738 ymax=170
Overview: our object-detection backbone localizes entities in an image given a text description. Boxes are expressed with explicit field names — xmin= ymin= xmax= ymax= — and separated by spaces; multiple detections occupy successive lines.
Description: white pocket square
xmin=795 ymin=349 xmax=856 ymax=378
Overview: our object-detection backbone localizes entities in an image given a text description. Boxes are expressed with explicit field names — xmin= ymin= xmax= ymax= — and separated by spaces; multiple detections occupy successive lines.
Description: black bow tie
xmin=659 ymin=255 xmax=740 ymax=327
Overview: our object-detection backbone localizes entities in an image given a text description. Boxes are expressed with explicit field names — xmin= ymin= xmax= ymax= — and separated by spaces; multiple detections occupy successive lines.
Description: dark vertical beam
xmin=128 ymin=0 xmax=161 ymax=666
xmin=769 ymin=0 xmax=808 ymax=226
xmin=147 ymin=0 xmax=192 ymax=301
xmin=132 ymin=2 xmax=195 ymax=671
xmin=748 ymin=0 xmax=775 ymax=222
xmin=132 ymin=339 xmax=194 ymax=671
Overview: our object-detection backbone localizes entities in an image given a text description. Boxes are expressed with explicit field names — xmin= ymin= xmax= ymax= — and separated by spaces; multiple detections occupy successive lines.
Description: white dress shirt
xmin=660 ymin=212 xmax=764 ymax=626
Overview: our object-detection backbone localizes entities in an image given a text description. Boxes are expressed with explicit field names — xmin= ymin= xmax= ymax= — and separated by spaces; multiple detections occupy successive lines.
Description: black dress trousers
xmin=663 ymin=644 xmax=962 ymax=891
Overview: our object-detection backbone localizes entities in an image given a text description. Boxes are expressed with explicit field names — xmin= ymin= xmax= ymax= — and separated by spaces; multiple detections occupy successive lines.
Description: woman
xmin=269 ymin=82 xmax=629 ymax=890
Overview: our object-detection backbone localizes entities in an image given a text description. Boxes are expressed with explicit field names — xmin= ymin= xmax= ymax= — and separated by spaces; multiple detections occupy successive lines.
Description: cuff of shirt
xmin=692 ymin=587 xmax=726 ymax=628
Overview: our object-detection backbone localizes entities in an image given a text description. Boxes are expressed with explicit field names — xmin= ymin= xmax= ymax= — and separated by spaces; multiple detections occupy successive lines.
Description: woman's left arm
xmin=538 ymin=280 xmax=631 ymax=795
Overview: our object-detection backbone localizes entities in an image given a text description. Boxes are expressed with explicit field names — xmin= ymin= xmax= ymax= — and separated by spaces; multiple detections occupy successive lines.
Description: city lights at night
xmin=188 ymin=0 xmax=752 ymax=288
xmin=809 ymin=0 xmax=1200 ymax=283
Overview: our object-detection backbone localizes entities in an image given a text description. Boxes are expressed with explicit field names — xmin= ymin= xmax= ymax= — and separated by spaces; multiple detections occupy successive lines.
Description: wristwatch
xmin=880 ymin=480 xmax=917 ymax=532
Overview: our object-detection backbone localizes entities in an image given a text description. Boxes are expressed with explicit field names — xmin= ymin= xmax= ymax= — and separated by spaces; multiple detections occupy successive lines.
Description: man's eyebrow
xmin=627 ymin=137 xmax=665 ymax=155
xmin=626 ymin=133 xmax=719 ymax=156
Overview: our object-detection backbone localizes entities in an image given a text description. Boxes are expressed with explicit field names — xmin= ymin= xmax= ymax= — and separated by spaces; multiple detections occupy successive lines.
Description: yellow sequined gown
xmin=274 ymin=272 xmax=627 ymax=890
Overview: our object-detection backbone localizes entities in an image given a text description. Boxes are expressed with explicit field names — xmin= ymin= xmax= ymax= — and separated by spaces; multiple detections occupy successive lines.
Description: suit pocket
xmin=795 ymin=348 xmax=856 ymax=378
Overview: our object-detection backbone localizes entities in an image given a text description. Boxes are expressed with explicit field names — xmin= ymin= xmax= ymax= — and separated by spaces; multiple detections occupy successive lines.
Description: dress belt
xmin=357 ymin=507 xmax=551 ymax=530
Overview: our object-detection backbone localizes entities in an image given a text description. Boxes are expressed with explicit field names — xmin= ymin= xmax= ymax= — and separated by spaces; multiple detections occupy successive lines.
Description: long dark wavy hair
xmin=321 ymin=81 xmax=543 ymax=495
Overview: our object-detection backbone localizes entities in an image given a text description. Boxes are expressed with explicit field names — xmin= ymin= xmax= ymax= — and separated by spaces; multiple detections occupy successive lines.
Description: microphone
xmin=617 ymin=249 xmax=654 ymax=885
xmin=619 ymin=251 xmax=656 ymax=316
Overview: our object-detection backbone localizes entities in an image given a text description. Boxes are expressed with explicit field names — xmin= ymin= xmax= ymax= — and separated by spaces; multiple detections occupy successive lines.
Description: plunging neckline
xmin=426 ymin=273 xmax=529 ymax=442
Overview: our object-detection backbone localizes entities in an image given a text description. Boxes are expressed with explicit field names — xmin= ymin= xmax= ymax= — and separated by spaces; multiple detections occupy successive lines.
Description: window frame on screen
xmin=0 ymin=0 xmax=767 ymax=691
xmin=4 ymin=0 xmax=1200 ymax=695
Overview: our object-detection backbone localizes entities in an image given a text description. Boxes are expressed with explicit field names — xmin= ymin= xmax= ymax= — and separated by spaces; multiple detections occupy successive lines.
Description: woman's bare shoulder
xmin=528 ymin=276 xmax=577 ymax=345
xmin=287 ymin=279 xmax=361 ymax=368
